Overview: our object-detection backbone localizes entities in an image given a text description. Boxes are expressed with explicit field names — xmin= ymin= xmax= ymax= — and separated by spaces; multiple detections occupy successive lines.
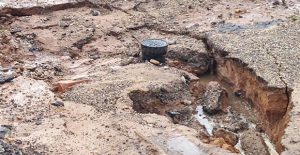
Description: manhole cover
xmin=141 ymin=39 xmax=168 ymax=62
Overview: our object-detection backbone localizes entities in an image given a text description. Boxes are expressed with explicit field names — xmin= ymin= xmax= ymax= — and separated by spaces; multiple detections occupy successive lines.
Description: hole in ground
xmin=128 ymin=89 xmax=197 ymax=125
xmin=129 ymin=52 xmax=281 ymax=154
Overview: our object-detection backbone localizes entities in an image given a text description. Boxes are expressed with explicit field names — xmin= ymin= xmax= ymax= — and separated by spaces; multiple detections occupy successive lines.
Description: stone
xmin=166 ymin=39 xmax=176 ymax=45
xmin=226 ymin=120 xmax=249 ymax=133
xmin=201 ymin=81 xmax=228 ymax=114
xmin=120 ymin=57 xmax=134 ymax=66
xmin=166 ymin=107 xmax=193 ymax=124
xmin=272 ymin=0 xmax=280 ymax=5
xmin=209 ymin=137 xmax=227 ymax=147
xmin=23 ymin=64 xmax=37 ymax=71
xmin=149 ymin=59 xmax=160 ymax=65
xmin=10 ymin=27 xmax=21 ymax=34
xmin=166 ymin=49 xmax=210 ymax=76
xmin=0 ymin=125 xmax=11 ymax=139
xmin=0 ymin=140 xmax=24 ymax=155
xmin=51 ymin=100 xmax=64 ymax=107
xmin=221 ymin=143 xmax=240 ymax=153
xmin=54 ymin=79 xmax=90 ymax=92
xmin=213 ymin=128 xmax=238 ymax=146
xmin=0 ymin=72 xmax=15 ymax=84
xmin=91 ymin=10 xmax=100 ymax=16
xmin=240 ymin=130 xmax=269 ymax=155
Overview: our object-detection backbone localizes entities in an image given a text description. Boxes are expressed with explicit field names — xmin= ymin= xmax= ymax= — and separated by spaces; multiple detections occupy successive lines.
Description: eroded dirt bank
xmin=204 ymin=43 xmax=291 ymax=152
xmin=1 ymin=0 xmax=300 ymax=155
xmin=204 ymin=21 xmax=300 ymax=154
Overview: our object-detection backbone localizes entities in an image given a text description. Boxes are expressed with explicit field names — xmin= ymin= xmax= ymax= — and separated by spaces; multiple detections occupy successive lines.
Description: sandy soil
xmin=1 ymin=0 xmax=300 ymax=155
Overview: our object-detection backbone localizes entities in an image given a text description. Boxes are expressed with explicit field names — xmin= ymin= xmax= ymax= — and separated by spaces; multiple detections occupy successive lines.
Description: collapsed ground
xmin=1 ymin=0 xmax=300 ymax=155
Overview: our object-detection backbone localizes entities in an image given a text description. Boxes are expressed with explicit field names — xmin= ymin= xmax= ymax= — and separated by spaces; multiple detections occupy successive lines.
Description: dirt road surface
xmin=1 ymin=0 xmax=300 ymax=155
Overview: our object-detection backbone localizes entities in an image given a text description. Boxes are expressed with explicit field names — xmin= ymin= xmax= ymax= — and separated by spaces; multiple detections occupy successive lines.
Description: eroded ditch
xmin=129 ymin=42 xmax=291 ymax=154
xmin=0 ymin=1 xmax=295 ymax=154
xmin=204 ymin=37 xmax=293 ymax=153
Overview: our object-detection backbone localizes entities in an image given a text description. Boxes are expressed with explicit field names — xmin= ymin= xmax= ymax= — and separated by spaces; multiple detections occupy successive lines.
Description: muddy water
xmin=194 ymin=73 xmax=278 ymax=155
xmin=195 ymin=73 xmax=259 ymax=124
xmin=195 ymin=105 xmax=215 ymax=135
xmin=129 ymin=61 xmax=278 ymax=154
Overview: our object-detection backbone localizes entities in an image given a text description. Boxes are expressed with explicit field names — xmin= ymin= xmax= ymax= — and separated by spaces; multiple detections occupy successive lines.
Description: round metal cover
xmin=141 ymin=39 xmax=168 ymax=48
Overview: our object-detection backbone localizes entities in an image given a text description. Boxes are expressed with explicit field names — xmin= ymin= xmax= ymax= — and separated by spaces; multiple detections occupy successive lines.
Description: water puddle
xmin=234 ymin=139 xmax=245 ymax=155
xmin=195 ymin=106 xmax=214 ymax=135
xmin=193 ymin=73 xmax=278 ymax=154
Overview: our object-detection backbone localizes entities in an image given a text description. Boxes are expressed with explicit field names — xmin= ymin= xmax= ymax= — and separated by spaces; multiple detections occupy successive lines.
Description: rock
xmin=0 ymin=140 xmax=23 ymax=155
xmin=213 ymin=128 xmax=238 ymax=146
xmin=209 ymin=137 xmax=227 ymax=147
xmin=23 ymin=64 xmax=37 ymax=71
xmin=14 ymin=140 xmax=22 ymax=145
xmin=0 ymin=125 xmax=11 ymax=139
xmin=240 ymin=130 xmax=269 ymax=155
xmin=201 ymin=81 xmax=228 ymax=115
xmin=59 ymin=21 xmax=70 ymax=28
xmin=226 ymin=120 xmax=249 ymax=133
xmin=120 ymin=57 xmax=134 ymax=66
xmin=181 ymin=71 xmax=199 ymax=81
xmin=0 ymin=72 xmax=15 ymax=84
xmin=221 ymin=143 xmax=240 ymax=153
xmin=54 ymin=79 xmax=90 ymax=92
xmin=51 ymin=100 xmax=64 ymax=107
xmin=166 ymin=50 xmax=210 ymax=76
xmin=234 ymin=89 xmax=245 ymax=98
xmin=149 ymin=59 xmax=160 ymax=65
xmin=107 ymin=27 xmax=123 ymax=37
xmin=235 ymin=9 xmax=242 ymax=13
xmin=272 ymin=0 xmax=280 ymax=5
xmin=166 ymin=39 xmax=176 ymax=45
xmin=91 ymin=10 xmax=100 ymax=16
xmin=166 ymin=107 xmax=193 ymax=124
xmin=10 ymin=27 xmax=22 ymax=34
xmin=189 ymin=80 xmax=206 ymax=98
xmin=182 ymin=100 xmax=192 ymax=105
xmin=73 ymin=36 xmax=93 ymax=49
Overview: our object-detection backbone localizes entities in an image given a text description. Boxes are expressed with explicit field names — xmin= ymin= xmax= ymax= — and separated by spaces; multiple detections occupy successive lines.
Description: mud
xmin=1 ymin=0 xmax=300 ymax=154
xmin=129 ymin=57 xmax=273 ymax=154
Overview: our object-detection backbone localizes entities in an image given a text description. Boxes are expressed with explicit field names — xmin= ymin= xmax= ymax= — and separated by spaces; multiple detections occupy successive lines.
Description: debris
xmin=167 ymin=49 xmax=210 ymax=76
xmin=0 ymin=71 xmax=16 ymax=84
xmin=120 ymin=57 xmax=134 ymax=66
xmin=10 ymin=27 xmax=21 ymax=34
xmin=272 ymin=0 xmax=280 ymax=5
xmin=221 ymin=143 xmax=240 ymax=153
xmin=240 ymin=130 xmax=269 ymax=155
xmin=166 ymin=111 xmax=181 ymax=117
xmin=201 ymin=81 xmax=228 ymax=115
xmin=209 ymin=137 xmax=227 ymax=147
xmin=0 ymin=0 xmax=298 ymax=154
xmin=167 ymin=107 xmax=193 ymax=124
xmin=14 ymin=140 xmax=22 ymax=145
xmin=0 ymin=139 xmax=24 ymax=155
xmin=54 ymin=79 xmax=90 ymax=92
xmin=51 ymin=100 xmax=64 ymax=107
xmin=166 ymin=39 xmax=176 ymax=45
xmin=91 ymin=10 xmax=100 ymax=16
xmin=213 ymin=128 xmax=238 ymax=146
xmin=0 ymin=125 xmax=11 ymax=139
xmin=149 ymin=59 xmax=160 ymax=65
